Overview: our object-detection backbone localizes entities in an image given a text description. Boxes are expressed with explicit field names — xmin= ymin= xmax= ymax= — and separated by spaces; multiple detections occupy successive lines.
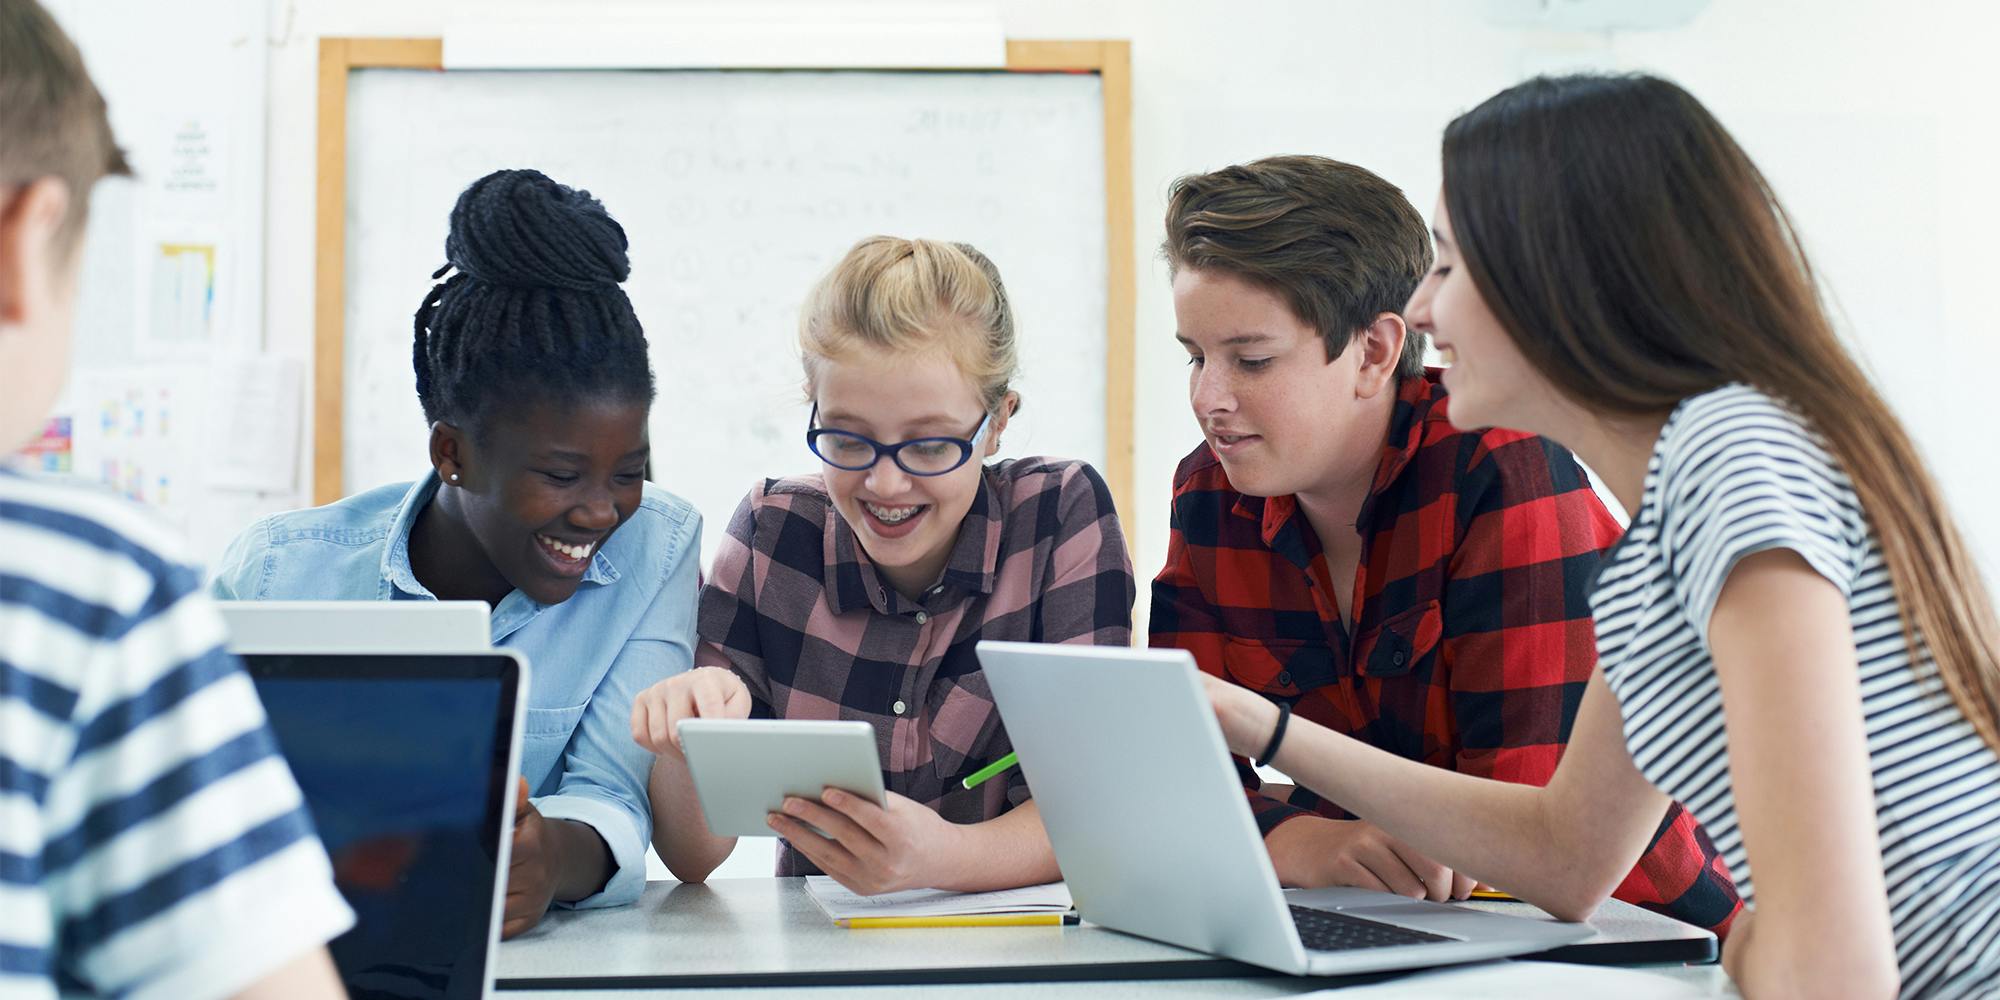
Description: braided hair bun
xmin=413 ymin=169 xmax=654 ymax=430
xmin=445 ymin=169 xmax=630 ymax=290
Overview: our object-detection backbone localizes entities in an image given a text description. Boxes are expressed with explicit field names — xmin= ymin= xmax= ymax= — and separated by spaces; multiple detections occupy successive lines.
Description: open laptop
xmin=220 ymin=600 xmax=492 ymax=654
xmin=975 ymin=640 xmax=1591 ymax=977
xmin=244 ymin=650 xmax=527 ymax=999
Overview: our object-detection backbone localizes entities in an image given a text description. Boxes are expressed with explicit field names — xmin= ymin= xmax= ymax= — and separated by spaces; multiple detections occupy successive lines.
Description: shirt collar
xmin=1369 ymin=369 xmax=1439 ymax=496
xmin=1231 ymin=370 xmax=1444 ymax=558
xmin=824 ymin=469 xmax=1003 ymax=615
xmin=380 ymin=472 xmax=621 ymax=602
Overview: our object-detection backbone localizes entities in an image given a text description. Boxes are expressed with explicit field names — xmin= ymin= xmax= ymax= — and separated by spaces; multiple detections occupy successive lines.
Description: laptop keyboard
xmin=1288 ymin=905 xmax=1456 ymax=952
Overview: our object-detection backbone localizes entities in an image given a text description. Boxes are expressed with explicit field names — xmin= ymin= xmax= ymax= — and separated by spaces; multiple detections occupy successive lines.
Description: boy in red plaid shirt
xmin=1149 ymin=156 xmax=1740 ymax=934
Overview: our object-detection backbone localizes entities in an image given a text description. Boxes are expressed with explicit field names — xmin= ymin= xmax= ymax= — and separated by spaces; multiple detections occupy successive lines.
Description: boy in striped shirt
xmin=0 ymin=2 xmax=353 ymax=997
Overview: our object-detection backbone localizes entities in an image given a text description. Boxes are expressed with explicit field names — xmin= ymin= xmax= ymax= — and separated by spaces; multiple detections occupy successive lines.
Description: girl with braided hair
xmin=214 ymin=169 xmax=702 ymax=938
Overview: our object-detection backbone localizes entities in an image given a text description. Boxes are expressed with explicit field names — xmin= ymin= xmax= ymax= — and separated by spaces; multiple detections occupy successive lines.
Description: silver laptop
xmin=976 ymin=640 xmax=1591 ymax=976
xmin=219 ymin=600 xmax=491 ymax=653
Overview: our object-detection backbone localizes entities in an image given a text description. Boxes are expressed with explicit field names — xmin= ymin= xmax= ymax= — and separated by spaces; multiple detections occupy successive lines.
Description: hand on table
xmin=504 ymin=776 xmax=557 ymax=939
xmin=1270 ymin=815 xmax=1476 ymax=902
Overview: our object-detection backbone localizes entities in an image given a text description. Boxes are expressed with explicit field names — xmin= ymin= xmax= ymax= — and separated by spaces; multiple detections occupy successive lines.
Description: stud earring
xmin=449 ymin=473 xmax=460 ymax=483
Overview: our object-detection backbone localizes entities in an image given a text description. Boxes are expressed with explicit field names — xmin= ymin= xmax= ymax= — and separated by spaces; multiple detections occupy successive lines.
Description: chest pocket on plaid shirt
xmin=926 ymin=654 xmax=1004 ymax=788
xmin=1221 ymin=637 xmax=1336 ymax=696
xmin=1354 ymin=600 xmax=1443 ymax=679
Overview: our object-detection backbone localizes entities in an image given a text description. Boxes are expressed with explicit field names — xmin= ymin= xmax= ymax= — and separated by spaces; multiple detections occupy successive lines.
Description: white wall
xmin=263 ymin=0 xmax=2000 ymax=632
xmin=254 ymin=0 xmax=2000 ymax=877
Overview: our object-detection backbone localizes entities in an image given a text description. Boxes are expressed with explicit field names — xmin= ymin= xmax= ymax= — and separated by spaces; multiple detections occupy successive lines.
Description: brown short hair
xmin=1162 ymin=155 xmax=1431 ymax=377
xmin=0 ymin=0 xmax=130 ymax=250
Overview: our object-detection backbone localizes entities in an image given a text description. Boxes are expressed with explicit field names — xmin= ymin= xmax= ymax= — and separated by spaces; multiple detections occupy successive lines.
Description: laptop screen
xmin=245 ymin=653 xmax=521 ymax=1000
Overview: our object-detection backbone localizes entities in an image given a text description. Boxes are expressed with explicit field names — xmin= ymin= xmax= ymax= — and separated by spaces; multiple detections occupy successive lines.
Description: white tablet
xmin=677 ymin=719 xmax=888 ymax=838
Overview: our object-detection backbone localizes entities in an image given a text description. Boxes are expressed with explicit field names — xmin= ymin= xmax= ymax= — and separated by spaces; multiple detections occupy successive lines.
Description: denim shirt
xmin=210 ymin=474 xmax=700 ymax=908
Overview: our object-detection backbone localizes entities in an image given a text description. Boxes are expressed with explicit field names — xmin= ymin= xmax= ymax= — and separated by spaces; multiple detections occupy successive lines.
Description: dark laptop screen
xmin=245 ymin=653 xmax=519 ymax=1000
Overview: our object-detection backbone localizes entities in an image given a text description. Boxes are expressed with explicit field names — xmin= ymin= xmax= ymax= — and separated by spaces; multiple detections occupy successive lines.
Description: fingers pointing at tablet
xmin=631 ymin=667 xmax=753 ymax=755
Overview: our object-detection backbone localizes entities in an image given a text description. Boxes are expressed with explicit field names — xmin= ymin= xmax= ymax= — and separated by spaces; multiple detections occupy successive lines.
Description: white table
xmin=495 ymin=878 xmax=1733 ymax=995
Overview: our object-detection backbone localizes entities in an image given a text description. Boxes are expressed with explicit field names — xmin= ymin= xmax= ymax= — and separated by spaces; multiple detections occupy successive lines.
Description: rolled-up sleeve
xmin=537 ymin=506 xmax=701 ymax=907
xmin=207 ymin=517 xmax=271 ymax=599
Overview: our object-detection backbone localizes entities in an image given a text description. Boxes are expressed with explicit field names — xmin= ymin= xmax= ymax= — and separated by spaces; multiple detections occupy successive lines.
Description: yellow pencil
xmin=837 ymin=913 xmax=1072 ymax=929
xmin=1466 ymin=889 xmax=1518 ymax=901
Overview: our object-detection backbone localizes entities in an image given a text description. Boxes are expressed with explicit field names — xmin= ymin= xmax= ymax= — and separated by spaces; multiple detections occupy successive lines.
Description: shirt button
xmin=1277 ymin=671 xmax=1292 ymax=686
xmin=892 ymin=699 xmax=908 ymax=715
xmin=914 ymin=611 xmax=929 ymax=625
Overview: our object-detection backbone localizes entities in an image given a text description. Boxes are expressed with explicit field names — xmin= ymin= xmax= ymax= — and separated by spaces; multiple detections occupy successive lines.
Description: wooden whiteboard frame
xmin=313 ymin=37 xmax=1137 ymax=528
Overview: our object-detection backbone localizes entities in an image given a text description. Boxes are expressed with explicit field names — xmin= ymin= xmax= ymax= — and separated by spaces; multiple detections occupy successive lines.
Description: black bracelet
xmin=1254 ymin=700 xmax=1292 ymax=768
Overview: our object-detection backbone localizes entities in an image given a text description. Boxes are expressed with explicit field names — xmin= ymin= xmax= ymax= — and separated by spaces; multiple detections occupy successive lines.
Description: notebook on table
xmin=804 ymin=878 xmax=1072 ymax=921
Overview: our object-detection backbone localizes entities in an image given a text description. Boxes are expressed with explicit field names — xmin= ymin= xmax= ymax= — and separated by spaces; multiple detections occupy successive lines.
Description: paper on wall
xmin=146 ymin=242 xmax=217 ymax=348
xmin=202 ymin=355 xmax=302 ymax=493
xmin=68 ymin=365 xmax=204 ymax=537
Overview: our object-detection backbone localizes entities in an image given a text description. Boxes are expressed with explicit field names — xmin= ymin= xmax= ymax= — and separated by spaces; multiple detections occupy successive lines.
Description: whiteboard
xmin=343 ymin=69 xmax=1107 ymax=564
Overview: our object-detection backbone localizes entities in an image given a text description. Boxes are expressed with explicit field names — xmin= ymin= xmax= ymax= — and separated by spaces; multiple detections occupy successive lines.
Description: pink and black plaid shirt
xmin=696 ymin=457 xmax=1135 ymax=876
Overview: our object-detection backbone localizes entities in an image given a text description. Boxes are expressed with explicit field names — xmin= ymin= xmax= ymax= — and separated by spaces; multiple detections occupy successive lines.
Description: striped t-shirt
xmin=0 ymin=472 xmax=353 ymax=1000
xmin=1592 ymin=385 xmax=2000 ymax=997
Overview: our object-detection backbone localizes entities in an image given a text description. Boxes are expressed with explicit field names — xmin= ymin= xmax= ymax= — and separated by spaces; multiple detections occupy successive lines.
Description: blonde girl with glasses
xmin=631 ymin=237 xmax=1136 ymax=894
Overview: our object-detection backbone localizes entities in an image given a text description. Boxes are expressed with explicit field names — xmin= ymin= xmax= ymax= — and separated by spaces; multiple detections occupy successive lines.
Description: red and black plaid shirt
xmin=1150 ymin=371 xmax=1741 ymax=935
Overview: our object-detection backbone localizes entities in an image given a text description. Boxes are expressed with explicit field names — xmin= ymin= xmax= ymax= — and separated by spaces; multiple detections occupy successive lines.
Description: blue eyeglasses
xmin=806 ymin=403 xmax=992 ymax=477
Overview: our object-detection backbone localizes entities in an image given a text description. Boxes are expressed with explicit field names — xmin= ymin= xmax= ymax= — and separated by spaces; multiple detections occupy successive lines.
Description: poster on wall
xmin=54 ymin=357 xmax=305 ymax=561
xmin=68 ymin=366 xmax=204 ymax=536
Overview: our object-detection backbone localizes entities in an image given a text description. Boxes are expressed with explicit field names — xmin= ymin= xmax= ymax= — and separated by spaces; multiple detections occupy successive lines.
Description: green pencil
xmin=962 ymin=751 xmax=1018 ymax=790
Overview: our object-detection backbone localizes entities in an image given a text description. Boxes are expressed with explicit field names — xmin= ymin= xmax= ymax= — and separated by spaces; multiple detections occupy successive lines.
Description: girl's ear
xmin=430 ymin=421 xmax=470 ymax=486
xmin=986 ymin=391 xmax=1019 ymax=456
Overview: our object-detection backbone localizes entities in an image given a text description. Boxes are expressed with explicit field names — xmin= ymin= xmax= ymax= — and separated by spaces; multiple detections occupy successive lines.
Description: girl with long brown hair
xmin=1199 ymin=74 xmax=2000 ymax=998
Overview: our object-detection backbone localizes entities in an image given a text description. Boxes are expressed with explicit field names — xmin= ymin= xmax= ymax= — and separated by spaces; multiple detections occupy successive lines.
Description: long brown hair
xmin=1442 ymin=73 xmax=2000 ymax=752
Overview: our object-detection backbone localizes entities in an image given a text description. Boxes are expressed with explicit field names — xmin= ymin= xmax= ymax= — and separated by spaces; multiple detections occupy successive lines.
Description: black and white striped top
xmin=0 ymin=472 xmax=352 ymax=998
xmin=1592 ymin=385 xmax=2000 ymax=998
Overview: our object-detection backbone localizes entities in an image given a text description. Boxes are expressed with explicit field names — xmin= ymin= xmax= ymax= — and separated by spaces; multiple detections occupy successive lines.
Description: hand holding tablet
xmin=631 ymin=668 xmax=887 ymax=838
xmin=676 ymin=719 xmax=887 ymax=838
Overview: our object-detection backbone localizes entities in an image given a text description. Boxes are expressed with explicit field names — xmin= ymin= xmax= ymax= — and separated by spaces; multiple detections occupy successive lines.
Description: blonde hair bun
xmin=800 ymin=236 xmax=1021 ymax=416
